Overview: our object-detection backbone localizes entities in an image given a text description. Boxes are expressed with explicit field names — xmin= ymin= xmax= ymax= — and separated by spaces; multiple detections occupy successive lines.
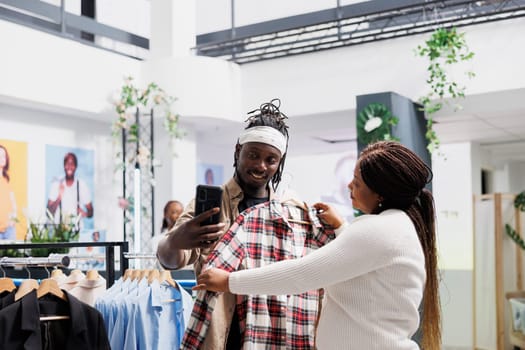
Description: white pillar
xmin=149 ymin=0 xmax=196 ymax=59
xmin=149 ymin=0 xmax=198 ymax=235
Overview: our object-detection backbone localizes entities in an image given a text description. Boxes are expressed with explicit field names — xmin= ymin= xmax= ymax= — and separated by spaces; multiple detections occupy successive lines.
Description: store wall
xmin=0 ymin=104 xmax=122 ymax=241
xmin=141 ymin=57 xmax=243 ymax=122
xmin=0 ymin=20 xmax=141 ymax=118
xmin=1 ymin=6 xmax=243 ymax=125
xmin=508 ymin=162 xmax=525 ymax=193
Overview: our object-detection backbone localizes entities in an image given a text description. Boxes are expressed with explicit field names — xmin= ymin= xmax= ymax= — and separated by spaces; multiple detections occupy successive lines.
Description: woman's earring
xmin=378 ymin=202 xmax=383 ymax=208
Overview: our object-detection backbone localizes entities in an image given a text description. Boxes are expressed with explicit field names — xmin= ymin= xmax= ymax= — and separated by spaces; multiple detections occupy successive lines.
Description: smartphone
xmin=195 ymin=185 xmax=223 ymax=226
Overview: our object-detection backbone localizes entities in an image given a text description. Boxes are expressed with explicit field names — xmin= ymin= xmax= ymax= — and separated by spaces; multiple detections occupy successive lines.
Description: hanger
xmin=159 ymin=270 xmax=181 ymax=303
xmin=139 ymin=269 xmax=150 ymax=280
xmin=159 ymin=270 xmax=177 ymax=288
xmin=86 ymin=269 xmax=99 ymax=281
xmin=40 ymin=315 xmax=70 ymax=321
xmin=34 ymin=267 xmax=69 ymax=321
xmin=131 ymin=269 xmax=141 ymax=281
xmin=37 ymin=278 xmax=67 ymax=301
xmin=147 ymin=269 xmax=160 ymax=284
xmin=15 ymin=279 xmax=39 ymax=301
xmin=0 ymin=278 xmax=15 ymax=294
xmin=287 ymin=208 xmax=313 ymax=226
xmin=0 ymin=265 xmax=15 ymax=293
xmin=14 ymin=265 xmax=39 ymax=301
xmin=123 ymin=269 xmax=134 ymax=281
xmin=69 ymin=269 xmax=83 ymax=277
xmin=37 ymin=278 xmax=70 ymax=321
xmin=287 ymin=218 xmax=312 ymax=225
xmin=51 ymin=269 xmax=64 ymax=278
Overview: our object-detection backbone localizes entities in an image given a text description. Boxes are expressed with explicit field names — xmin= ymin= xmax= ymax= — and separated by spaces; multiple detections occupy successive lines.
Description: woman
xmin=160 ymin=200 xmax=184 ymax=233
xmin=0 ymin=144 xmax=17 ymax=240
xmin=150 ymin=200 xmax=184 ymax=255
xmin=194 ymin=141 xmax=441 ymax=350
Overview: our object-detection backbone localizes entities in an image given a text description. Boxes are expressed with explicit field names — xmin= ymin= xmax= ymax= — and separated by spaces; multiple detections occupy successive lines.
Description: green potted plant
xmin=26 ymin=214 xmax=79 ymax=257
xmin=356 ymin=102 xmax=399 ymax=145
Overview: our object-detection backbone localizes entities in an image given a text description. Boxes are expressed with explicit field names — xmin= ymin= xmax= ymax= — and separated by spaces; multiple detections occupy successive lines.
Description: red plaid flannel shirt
xmin=181 ymin=200 xmax=336 ymax=349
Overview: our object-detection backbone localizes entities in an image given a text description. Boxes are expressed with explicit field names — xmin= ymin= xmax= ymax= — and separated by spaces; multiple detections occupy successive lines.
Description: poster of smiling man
xmin=45 ymin=145 xmax=95 ymax=233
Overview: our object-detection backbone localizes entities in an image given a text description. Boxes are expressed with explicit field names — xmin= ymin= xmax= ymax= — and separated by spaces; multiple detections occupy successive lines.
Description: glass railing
xmin=0 ymin=0 xmax=149 ymax=59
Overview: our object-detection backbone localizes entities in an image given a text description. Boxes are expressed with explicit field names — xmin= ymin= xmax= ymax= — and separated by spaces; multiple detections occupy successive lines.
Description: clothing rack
xmin=123 ymin=252 xmax=156 ymax=260
xmin=0 ymin=241 xmax=129 ymax=288
xmin=56 ymin=253 xmax=106 ymax=260
xmin=123 ymin=252 xmax=157 ymax=269
xmin=0 ymin=255 xmax=70 ymax=268
xmin=122 ymin=252 xmax=197 ymax=292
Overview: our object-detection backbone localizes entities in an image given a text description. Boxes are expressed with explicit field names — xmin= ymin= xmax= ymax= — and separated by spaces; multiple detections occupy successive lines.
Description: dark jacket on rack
xmin=0 ymin=289 xmax=110 ymax=350
xmin=0 ymin=290 xmax=15 ymax=309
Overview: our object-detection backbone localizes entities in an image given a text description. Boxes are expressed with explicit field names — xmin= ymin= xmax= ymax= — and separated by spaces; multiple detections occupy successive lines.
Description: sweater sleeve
xmin=229 ymin=212 xmax=412 ymax=295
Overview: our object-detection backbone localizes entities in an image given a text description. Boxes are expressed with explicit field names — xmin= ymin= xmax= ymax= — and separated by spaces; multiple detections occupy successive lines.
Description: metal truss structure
xmin=195 ymin=0 xmax=525 ymax=64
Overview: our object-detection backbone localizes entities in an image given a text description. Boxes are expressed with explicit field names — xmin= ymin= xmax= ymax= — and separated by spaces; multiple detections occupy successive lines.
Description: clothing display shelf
xmin=473 ymin=193 xmax=524 ymax=350
xmin=0 ymin=241 xmax=129 ymax=289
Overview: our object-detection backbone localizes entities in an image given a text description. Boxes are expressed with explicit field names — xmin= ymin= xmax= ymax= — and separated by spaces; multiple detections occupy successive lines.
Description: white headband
xmin=238 ymin=126 xmax=287 ymax=155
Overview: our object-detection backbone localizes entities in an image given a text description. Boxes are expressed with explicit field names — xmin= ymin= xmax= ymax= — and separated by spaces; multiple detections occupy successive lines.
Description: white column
xmin=149 ymin=0 xmax=196 ymax=59
xmin=153 ymin=120 xmax=197 ymax=233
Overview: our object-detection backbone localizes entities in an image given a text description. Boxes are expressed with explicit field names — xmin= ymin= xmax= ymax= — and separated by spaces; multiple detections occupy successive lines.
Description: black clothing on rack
xmin=0 ymin=290 xmax=15 ymax=309
xmin=0 ymin=289 xmax=110 ymax=350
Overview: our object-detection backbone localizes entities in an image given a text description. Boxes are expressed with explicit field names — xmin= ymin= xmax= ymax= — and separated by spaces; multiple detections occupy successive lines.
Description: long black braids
xmin=234 ymin=98 xmax=290 ymax=191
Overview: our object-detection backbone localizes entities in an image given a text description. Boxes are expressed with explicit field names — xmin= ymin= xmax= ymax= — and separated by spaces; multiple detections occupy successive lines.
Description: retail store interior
xmin=1 ymin=1 xmax=525 ymax=349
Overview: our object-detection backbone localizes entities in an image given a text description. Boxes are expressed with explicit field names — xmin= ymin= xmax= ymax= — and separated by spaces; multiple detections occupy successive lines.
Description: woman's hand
xmin=192 ymin=267 xmax=231 ymax=292
xmin=312 ymin=202 xmax=345 ymax=229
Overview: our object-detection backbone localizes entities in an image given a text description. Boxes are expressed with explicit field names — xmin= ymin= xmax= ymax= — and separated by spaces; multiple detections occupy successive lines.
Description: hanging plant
xmin=505 ymin=191 xmax=525 ymax=249
xmin=356 ymin=102 xmax=399 ymax=145
xmin=515 ymin=191 xmax=525 ymax=212
xmin=112 ymin=77 xmax=184 ymax=222
xmin=111 ymin=76 xmax=183 ymax=171
xmin=415 ymin=27 xmax=475 ymax=154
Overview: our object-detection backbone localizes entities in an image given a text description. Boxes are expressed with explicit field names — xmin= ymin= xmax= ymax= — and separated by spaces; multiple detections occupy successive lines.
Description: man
xmin=157 ymin=99 xmax=335 ymax=349
xmin=47 ymin=152 xmax=93 ymax=230
xmin=157 ymin=99 xmax=290 ymax=274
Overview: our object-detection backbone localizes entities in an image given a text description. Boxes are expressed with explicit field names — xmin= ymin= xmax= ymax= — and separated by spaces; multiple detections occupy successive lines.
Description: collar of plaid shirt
xmin=180 ymin=200 xmax=336 ymax=350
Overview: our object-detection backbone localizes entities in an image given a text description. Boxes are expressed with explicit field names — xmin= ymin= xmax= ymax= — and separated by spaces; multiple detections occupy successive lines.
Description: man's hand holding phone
xmin=194 ymin=207 xmax=225 ymax=246
xmin=171 ymin=208 xmax=226 ymax=249
xmin=168 ymin=185 xmax=225 ymax=250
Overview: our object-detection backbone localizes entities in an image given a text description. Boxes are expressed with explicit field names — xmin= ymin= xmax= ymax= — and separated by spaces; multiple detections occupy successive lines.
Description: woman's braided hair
xmin=235 ymin=98 xmax=289 ymax=191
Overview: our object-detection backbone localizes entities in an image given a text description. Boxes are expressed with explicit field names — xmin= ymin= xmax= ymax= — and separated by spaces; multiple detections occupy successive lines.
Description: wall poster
xmin=0 ymin=139 xmax=28 ymax=241
xmin=45 ymin=145 xmax=95 ymax=233
xmin=197 ymin=163 xmax=224 ymax=186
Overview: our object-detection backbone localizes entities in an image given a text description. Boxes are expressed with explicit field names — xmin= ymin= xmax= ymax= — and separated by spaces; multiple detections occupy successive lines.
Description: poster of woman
xmin=0 ymin=139 xmax=28 ymax=241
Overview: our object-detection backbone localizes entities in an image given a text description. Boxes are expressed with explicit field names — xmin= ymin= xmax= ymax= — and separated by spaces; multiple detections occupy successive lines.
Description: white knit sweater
xmin=229 ymin=209 xmax=425 ymax=349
